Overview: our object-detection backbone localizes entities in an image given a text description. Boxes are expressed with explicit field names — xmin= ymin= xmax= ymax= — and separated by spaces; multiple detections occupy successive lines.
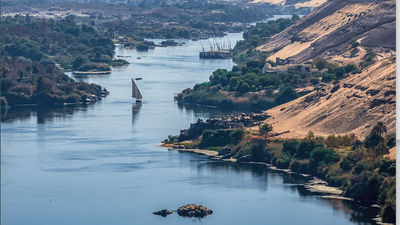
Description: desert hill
xmin=254 ymin=0 xmax=395 ymax=140
xmin=257 ymin=0 xmax=395 ymax=64
xmin=249 ymin=0 xmax=327 ymax=8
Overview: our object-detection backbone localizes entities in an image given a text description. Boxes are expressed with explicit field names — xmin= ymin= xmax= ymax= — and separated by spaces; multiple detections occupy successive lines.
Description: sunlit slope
xmin=263 ymin=52 xmax=395 ymax=139
xmin=249 ymin=0 xmax=327 ymax=8
xmin=256 ymin=0 xmax=395 ymax=64
xmin=253 ymin=0 xmax=395 ymax=139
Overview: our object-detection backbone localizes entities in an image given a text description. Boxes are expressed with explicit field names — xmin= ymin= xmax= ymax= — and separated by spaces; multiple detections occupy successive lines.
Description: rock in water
xmin=177 ymin=204 xmax=213 ymax=218
xmin=153 ymin=209 xmax=173 ymax=217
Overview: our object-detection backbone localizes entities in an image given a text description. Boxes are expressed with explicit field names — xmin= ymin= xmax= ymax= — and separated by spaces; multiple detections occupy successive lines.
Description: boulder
xmin=177 ymin=204 xmax=213 ymax=218
xmin=153 ymin=209 xmax=173 ymax=217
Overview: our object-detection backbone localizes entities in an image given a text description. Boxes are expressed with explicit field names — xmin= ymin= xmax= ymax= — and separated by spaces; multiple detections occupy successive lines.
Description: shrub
xmin=296 ymin=140 xmax=317 ymax=159
xmin=276 ymin=153 xmax=291 ymax=169
xmin=353 ymin=161 xmax=372 ymax=174
xmin=199 ymin=129 xmax=244 ymax=148
xmin=289 ymin=159 xmax=311 ymax=173
xmin=340 ymin=158 xmax=354 ymax=172
xmin=310 ymin=147 xmax=339 ymax=166
xmin=378 ymin=159 xmax=396 ymax=176
xmin=347 ymin=171 xmax=382 ymax=202
xmin=251 ymin=142 xmax=266 ymax=162
xmin=282 ymin=139 xmax=299 ymax=155
xmin=259 ymin=123 xmax=273 ymax=135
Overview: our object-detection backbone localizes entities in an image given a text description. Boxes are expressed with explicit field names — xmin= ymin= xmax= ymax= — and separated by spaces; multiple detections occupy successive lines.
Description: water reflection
xmin=176 ymin=103 xmax=259 ymax=119
xmin=1 ymin=105 xmax=91 ymax=124
xmin=131 ymin=102 xmax=142 ymax=126
xmin=195 ymin=160 xmax=379 ymax=225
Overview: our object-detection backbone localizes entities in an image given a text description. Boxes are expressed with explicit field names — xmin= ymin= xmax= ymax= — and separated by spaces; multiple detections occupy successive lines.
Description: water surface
xmin=1 ymin=32 xmax=378 ymax=225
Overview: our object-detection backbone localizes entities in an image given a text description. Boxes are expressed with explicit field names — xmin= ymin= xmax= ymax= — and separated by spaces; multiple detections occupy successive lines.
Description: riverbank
xmin=163 ymin=143 xmax=345 ymax=197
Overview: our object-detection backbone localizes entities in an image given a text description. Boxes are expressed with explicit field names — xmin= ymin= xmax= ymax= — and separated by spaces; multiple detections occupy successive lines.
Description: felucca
xmin=132 ymin=78 xmax=142 ymax=102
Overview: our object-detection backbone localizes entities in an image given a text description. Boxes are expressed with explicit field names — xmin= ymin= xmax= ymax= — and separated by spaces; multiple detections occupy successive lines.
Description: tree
xmin=72 ymin=56 xmax=88 ymax=70
xmin=365 ymin=122 xmax=389 ymax=157
xmin=259 ymin=123 xmax=273 ymax=135
xmin=365 ymin=122 xmax=387 ymax=148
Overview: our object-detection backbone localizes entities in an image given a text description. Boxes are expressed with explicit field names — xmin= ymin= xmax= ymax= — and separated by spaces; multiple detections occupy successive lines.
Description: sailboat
xmin=132 ymin=78 xmax=142 ymax=102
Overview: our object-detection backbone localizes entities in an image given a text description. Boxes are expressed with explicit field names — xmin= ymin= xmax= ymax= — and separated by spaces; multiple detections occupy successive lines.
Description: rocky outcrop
xmin=178 ymin=113 xmax=269 ymax=141
xmin=153 ymin=204 xmax=213 ymax=218
xmin=177 ymin=204 xmax=213 ymax=218
xmin=153 ymin=209 xmax=173 ymax=217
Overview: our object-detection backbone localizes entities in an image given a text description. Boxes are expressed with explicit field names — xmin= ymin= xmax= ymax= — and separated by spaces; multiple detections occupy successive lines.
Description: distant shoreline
xmin=72 ymin=70 xmax=112 ymax=75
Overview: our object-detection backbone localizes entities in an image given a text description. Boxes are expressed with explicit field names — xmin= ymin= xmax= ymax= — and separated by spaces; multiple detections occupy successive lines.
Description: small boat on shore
xmin=132 ymin=78 xmax=143 ymax=102
xmin=135 ymin=77 xmax=142 ymax=80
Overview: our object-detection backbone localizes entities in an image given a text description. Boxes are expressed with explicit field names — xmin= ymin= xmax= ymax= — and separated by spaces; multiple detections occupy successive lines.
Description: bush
xmin=259 ymin=123 xmax=273 ymax=135
xmin=282 ymin=139 xmax=299 ymax=155
xmin=296 ymin=140 xmax=318 ymax=159
xmin=276 ymin=153 xmax=291 ymax=169
xmin=310 ymin=147 xmax=339 ymax=166
xmin=340 ymin=158 xmax=354 ymax=172
xmin=289 ymin=159 xmax=311 ymax=173
xmin=360 ymin=48 xmax=376 ymax=68
xmin=199 ymin=129 xmax=244 ymax=148
xmin=251 ymin=142 xmax=266 ymax=162
xmin=347 ymin=171 xmax=382 ymax=202
xmin=353 ymin=161 xmax=372 ymax=174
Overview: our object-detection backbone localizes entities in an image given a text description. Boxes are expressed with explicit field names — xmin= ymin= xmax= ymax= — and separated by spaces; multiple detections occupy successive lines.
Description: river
xmin=1 ymin=32 xmax=378 ymax=225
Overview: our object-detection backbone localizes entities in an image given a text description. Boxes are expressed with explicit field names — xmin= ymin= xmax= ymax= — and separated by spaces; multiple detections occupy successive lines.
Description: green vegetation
xmin=0 ymin=57 xmax=108 ymax=107
xmin=1 ymin=15 xmax=114 ymax=71
xmin=199 ymin=129 xmax=244 ymax=148
xmin=233 ymin=123 xmax=395 ymax=223
xmin=259 ymin=123 xmax=273 ymax=135
xmin=176 ymin=58 xmax=357 ymax=109
xmin=349 ymin=40 xmax=360 ymax=49
xmin=312 ymin=58 xmax=359 ymax=82
xmin=359 ymin=48 xmax=377 ymax=69
xmin=0 ymin=15 xmax=111 ymax=107
xmin=108 ymin=59 xmax=130 ymax=67
xmin=233 ymin=15 xmax=300 ymax=63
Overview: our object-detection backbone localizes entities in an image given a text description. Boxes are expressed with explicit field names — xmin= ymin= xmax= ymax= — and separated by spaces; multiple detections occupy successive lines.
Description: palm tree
xmin=365 ymin=122 xmax=389 ymax=155
xmin=371 ymin=121 xmax=387 ymax=137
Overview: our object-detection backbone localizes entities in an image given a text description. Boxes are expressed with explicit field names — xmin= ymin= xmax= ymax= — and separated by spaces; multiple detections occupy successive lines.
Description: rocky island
xmin=153 ymin=204 xmax=213 ymax=218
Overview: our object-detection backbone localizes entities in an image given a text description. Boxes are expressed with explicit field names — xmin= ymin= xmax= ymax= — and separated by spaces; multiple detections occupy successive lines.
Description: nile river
xmin=1 ymin=32 xmax=378 ymax=225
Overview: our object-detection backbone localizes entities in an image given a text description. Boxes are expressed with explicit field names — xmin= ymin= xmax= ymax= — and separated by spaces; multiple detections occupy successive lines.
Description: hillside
xmin=255 ymin=0 xmax=395 ymax=139
xmin=263 ymin=52 xmax=395 ymax=138
xmin=249 ymin=0 xmax=327 ymax=8
xmin=257 ymin=0 xmax=395 ymax=63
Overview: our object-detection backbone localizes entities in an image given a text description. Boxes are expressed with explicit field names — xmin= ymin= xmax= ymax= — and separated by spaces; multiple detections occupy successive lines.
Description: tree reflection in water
xmin=1 ymin=105 xmax=92 ymax=124
xmin=194 ymin=160 xmax=379 ymax=224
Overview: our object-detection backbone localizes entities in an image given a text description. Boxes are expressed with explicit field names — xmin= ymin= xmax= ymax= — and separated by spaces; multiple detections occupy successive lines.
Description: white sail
xmin=132 ymin=78 xmax=142 ymax=100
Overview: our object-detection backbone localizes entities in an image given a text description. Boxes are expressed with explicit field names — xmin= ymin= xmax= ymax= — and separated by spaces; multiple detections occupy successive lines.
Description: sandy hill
xmin=249 ymin=0 xmax=327 ymax=8
xmin=253 ymin=0 xmax=395 ymax=140
xmin=257 ymin=0 xmax=395 ymax=63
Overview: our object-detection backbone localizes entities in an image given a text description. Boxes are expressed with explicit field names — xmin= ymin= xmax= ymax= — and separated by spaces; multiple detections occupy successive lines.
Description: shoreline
xmin=72 ymin=70 xmax=112 ymax=75
xmin=162 ymin=144 xmax=345 ymax=197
